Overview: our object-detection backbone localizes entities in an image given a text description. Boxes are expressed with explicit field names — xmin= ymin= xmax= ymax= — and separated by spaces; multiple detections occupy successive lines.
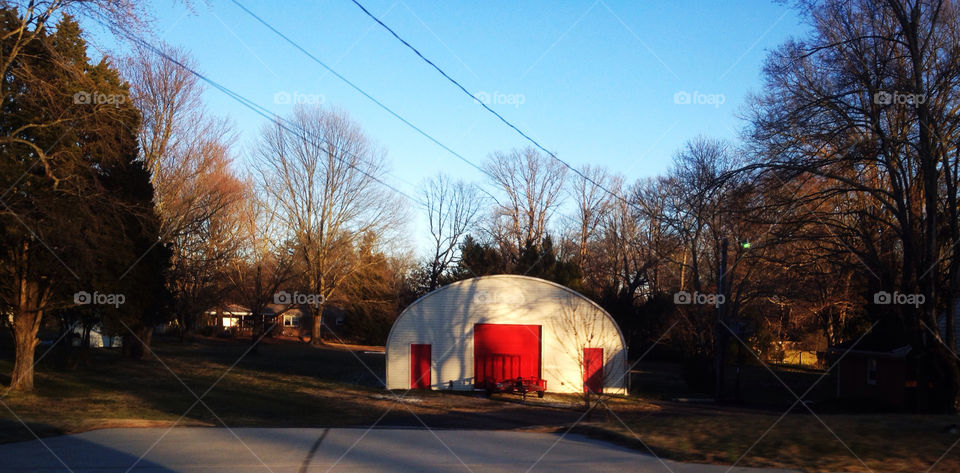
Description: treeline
xmin=0 ymin=2 xmax=416 ymax=391
xmin=416 ymin=0 xmax=960 ymax=411
xmin=2 ymin=0 xmax=960 ymax=413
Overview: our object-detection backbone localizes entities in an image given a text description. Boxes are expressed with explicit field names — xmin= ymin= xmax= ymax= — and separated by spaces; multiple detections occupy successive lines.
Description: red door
xmin=583 ymin=348 xmax=603 ymax=393
xmin=474 ymin=324 xmax=541 ymax=388
xmin=410 ymin=344 xmax=431 ymax=389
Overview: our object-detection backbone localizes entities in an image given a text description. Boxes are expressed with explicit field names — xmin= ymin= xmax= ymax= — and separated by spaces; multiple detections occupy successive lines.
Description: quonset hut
xmin=385 ymin=275 xmax=628 ymax=394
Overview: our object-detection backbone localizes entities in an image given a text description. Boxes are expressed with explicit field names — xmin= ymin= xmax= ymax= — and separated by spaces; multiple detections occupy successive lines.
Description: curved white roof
xmin=385 ymin=275 xmax=629 ymax=394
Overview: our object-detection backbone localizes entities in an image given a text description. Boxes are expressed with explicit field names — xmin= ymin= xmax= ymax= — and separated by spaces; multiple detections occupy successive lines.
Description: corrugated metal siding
xmin=386 ymin=275 xmax=628 ymax=394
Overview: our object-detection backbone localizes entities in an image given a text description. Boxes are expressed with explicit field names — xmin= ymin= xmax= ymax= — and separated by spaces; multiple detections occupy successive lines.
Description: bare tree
xmin=252 ymin=105 xmax=403 ymax=345
xmin=1 ymin=1 xmax=148 ymax=89
xmin=124 ymin=44 xmax=246 ymax=335
xmin=570 ymin=166 xmax=616 ymax=262
xmin=421 ymin=174 xmax=483 ymax=290
xmin=484 ymin=147 xmax=566 ymax=258
xmin=568 ymin=165 xmax=621 ymax=275
xmin=747 ymin=0 xmax=960 ymax=410
xmin=226 ymin=181 xmax=294 ymax=345
xmin=597 ymin=178 xmax=670 ymax=303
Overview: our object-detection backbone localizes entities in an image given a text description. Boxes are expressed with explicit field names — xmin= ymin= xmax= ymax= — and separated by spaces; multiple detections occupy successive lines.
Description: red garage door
xmin=474 ymin=324 xmax=541 ymax=388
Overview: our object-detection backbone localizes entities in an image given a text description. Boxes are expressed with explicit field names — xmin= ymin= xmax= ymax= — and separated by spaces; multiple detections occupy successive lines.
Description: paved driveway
xmin=0 ymin=428 xmax=800 ymax=472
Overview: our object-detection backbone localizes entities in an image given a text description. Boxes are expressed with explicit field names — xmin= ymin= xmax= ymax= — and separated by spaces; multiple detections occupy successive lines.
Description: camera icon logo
xmin=673 ymin=91 xmax=691 ymax=105
xmin=674 ymin=290 xmax=692 ymax=305
xmin=874 ymin=291 xmax=892 ymax=304
xmin=874 ymin=91 xmax=892 ymax=105
xmin=73 ymin=91 xmax=91 ymax=104
xmin=74 ymin=290 xmax=92 ymax=305
xmin=273 ymin=91 xmax=291 ymax=105
xmin=274 ymin=290 xmax=292 ymax=304
xmin=473 ymin=290 xmax=493 ymax=305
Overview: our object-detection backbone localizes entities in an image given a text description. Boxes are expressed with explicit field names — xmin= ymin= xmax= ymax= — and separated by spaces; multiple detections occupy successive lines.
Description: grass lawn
xmin=592 ymin=397 xmax=960 ymax=472
xmin=1 ymin=336 xmax=958 ymax=472
xmin=0 ymin=337 xmax=392 ymax=442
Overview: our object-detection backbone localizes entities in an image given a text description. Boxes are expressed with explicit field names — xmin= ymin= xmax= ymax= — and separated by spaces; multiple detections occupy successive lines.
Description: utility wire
xmin=81 ymin=5 xmax=424 ymax=207
xmin=347 ymin=0 xmax=636 ymax=210
xmin=229 ymin=0 xmax=495 ymax=185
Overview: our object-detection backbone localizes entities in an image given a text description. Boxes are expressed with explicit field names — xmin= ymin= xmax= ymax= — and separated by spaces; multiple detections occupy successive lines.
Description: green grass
xmin=1 ymin=338 xmax=959 ymax=472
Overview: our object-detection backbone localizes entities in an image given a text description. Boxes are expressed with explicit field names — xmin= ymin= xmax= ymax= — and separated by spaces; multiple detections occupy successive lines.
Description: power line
xmin=347 ymin=0 xmax=636 ymax=210
xmin=229 ymin=0 xmax=494 ymax=184
xmin=81 ymin=5 xmax=425 ymax=208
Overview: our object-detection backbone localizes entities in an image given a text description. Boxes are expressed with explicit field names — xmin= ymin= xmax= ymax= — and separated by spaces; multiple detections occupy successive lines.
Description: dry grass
xmin=0 ymin=340 xmax=386 ymax=443
xmin=581 ymin=398 xmax=960 ymax=472
xmin=1 ymin=338 xmax=959 ymax=472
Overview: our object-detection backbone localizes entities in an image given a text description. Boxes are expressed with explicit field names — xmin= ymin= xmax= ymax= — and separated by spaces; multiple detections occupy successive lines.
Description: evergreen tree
xmin=0 ymin=10 xmax=157 ymax=389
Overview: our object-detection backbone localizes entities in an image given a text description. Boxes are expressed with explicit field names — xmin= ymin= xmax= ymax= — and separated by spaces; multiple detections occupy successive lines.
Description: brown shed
xmin=830 ymin=343 xmax=912 ymax=410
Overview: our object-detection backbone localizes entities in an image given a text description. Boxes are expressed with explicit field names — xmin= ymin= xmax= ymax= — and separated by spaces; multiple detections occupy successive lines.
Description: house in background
xmin=831 ymin=302 xmax=960 ymax=412
xmin=203 ymin=302 xmax=349 ymax=341
xmin=205 ymin=304 xmax=253 ymax=330
xmin=71 ymin=323 xmax=123 ymax=348
xmin=321 ymin=306 xmax=347 ymax=338
xmin=262 ymin=303 xmax=306 ymax=337
xmin=830 ymin=340 xmax=912 ymax=410
xmin=204 ymin=303 xmax=315 ymax=338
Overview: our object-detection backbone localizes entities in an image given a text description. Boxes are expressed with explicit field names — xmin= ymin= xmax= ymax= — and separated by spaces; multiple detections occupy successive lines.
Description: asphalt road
xmin=0 ymin=427 xmax=801 ymax=472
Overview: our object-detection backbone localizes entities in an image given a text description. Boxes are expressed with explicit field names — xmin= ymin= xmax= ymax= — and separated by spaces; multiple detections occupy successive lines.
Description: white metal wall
xmin=385 ymin=275 xmax=628 ymax=394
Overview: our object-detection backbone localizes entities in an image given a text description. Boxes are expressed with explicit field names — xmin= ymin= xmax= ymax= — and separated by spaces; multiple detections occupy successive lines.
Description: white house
xmin=385 ymin=275 xmax=628 ymax=394
xmin=205 ymin=303 xmax=253 ymax=328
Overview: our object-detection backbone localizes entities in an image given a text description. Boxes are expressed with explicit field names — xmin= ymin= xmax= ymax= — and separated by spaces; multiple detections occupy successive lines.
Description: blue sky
xmin=85 ymin=0 xmax=807 ymax=254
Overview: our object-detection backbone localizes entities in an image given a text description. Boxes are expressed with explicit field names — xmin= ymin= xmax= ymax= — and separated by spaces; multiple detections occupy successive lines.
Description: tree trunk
xmin=10 ymin=320 xmax=39 ymax=391
xmin=947 ymin=291 xmax=957 ymax=356
xmin=124 ymin=326 xmax=154 ymax=360
xmin=311 ymin=303 xmax=323 ymax=345
xmin=82 ymin=324 xmax=91 ymax=349
xmin=9 ymin=251 xmax=48 ymax=392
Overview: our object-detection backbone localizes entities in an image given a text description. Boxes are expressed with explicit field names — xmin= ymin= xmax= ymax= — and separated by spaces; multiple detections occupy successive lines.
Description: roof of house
xmin=827 ymin=344 xmax=912 ymax=359
xmin=262 ymin=303 xmax=306 ymax=317
xmin=207 ymin=303 xmax=252 ymax=315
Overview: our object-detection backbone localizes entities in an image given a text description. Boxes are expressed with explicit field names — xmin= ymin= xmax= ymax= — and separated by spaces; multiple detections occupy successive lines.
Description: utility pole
xmin=715 ymin=237 xmax=729 ymax=401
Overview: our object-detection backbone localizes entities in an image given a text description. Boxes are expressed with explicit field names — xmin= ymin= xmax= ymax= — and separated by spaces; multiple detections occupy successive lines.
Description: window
xmin=283 ymin=315 xmax=300 ymax=327
xmin=222 ymin=317 xmax=236 ymax=328
xmin=867 ymin=358 xmax=878 ymax=385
